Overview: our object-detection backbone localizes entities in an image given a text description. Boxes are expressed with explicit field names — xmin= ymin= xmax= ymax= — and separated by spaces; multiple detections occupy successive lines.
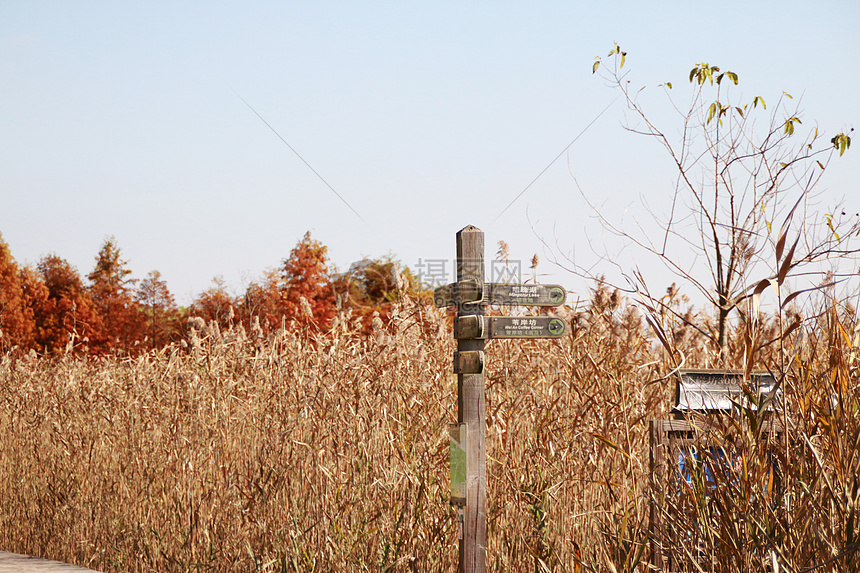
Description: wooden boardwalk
xmin=0 ymin=552 xmax=99 ymax=573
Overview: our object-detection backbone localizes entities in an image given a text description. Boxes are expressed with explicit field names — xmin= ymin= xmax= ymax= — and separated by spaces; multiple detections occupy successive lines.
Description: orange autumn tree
xmin=280 ymin=231 xmax=336 ymax=330
xmin=241 ymin=268 xmax=283 ymax=331
xmin=0 ymin=232 xmax=35 ymax=351
xmin=33 ymin=254 xmax=102 ymax=353
xmin=190 ymin=276 xmax=238 ymax=331
xmin=88 ymin=236 xmax=140 ymax=352
xmin=17 ymin=266 xmax=49 ymax=352
xmin=135 ymin=270 xmax=180 ymax=349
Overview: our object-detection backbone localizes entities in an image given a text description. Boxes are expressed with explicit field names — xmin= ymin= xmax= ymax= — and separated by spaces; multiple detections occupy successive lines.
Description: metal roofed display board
xmin=673 ymin=369 xmax=778 ymax=413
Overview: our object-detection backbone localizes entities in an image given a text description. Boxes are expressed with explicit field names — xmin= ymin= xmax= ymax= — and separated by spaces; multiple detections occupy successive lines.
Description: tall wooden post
xmin=439 ymin=225 xmax=566 ymax=571
xmin=456 ymin=225 xmax=487 ymax=573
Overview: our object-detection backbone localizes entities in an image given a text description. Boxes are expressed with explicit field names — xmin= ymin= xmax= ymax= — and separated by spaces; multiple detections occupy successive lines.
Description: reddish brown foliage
xmin=87 ymin=236 xmax=140 ymax=352
xmin=16 ymin=265 xmax=49 ymax=351
xmin=240 ymin=268 xmax=283 ymax=330
xmin=280 ymin=231 xmax=336 ymax=330
xmin=190 ymin=276 xmax=237 ymax=330
xmin=135 ymin=270 xmax=181 ymax=349
xmin=0 ymin=233 xmax=34 ymax=350
xmin=33 ymin=254 xmax=102 ymax=353
xmin=1 ymin=229 xmax=427 ymax=353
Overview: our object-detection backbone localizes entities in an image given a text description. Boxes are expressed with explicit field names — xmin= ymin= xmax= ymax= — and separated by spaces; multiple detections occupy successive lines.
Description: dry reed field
xmin=0 ymin=286 xmax=858 ymax=572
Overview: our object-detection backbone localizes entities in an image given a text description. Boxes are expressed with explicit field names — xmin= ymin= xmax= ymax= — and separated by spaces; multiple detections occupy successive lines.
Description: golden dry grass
xmin=0 ymin=289 xmax=857 ymax=572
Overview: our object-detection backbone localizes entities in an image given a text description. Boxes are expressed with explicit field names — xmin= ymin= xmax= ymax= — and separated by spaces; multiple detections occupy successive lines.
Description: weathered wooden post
xmin=455 ymin=225 xmax=487 ymax=573
xmin=437 ymin=225 xmax=568 ymax=573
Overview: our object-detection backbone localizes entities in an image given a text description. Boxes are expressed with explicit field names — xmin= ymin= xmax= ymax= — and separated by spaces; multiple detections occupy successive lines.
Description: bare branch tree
xmin=579 ymin=45 xmax=859 ymax=365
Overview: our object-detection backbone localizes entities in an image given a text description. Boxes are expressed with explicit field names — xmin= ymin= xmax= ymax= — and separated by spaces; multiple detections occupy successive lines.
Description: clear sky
xmin=2 ymin=1 xmax=858 ymax=306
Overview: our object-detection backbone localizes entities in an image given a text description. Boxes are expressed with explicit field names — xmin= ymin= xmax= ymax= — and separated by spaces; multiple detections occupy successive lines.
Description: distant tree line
xmin=0 ymin=231 xmax=426 ymax=355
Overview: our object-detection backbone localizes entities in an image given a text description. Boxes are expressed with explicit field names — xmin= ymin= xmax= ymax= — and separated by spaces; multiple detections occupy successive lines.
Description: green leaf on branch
xmin=716 ymin=71 xmax=738 ymax=85
xmin=690 ymin=63 xmax=719 ymax=86
xmin=706 ymin=101 xmax=731 ymax=125
xmin=826 ymin=214 xmax=841 ymax=241
xmin=621 ymin=51 xmax=626 ymax=68
xmin=593 ymin=60 xmax=600 ymax=74
xmin=707 ymin=102 xmax=718 ymax=124
xmin=753 ymin=96 xmax=766 ymax=110
xmin=832 ymin=133 xmax=851 ymax=156
xmin=762 ymin=203 xmax=772 ymax=234
xmin=784 ymin=117 xmax=801 ymax=135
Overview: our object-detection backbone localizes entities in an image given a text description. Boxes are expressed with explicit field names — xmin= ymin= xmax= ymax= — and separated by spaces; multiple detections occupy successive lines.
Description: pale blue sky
xmin=2 ymin=1 xmax=858 ymax=305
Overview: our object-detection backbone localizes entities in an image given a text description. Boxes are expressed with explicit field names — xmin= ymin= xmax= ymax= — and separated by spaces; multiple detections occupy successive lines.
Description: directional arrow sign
xmin=486 ymin=283 xmax=566 ymax=307
xmin=435 ymin=281 xmax=566 ymax=308
xmin=454 ymin=315 xmax=567 ymax=339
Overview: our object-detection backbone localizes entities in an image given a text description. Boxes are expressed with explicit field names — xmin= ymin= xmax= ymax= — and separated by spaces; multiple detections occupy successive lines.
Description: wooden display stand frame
xmin=648 ymin=370 xmax=786 ymax=572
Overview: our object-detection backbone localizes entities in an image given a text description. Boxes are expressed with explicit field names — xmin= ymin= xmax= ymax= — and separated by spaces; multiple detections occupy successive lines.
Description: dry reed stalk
xmin=0 ymin=289 xmax=856 ymax=572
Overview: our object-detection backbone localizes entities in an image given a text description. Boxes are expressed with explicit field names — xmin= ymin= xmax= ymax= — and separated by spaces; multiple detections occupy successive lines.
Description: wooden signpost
xmin=437 ymin=225 xmax=568 ymax=573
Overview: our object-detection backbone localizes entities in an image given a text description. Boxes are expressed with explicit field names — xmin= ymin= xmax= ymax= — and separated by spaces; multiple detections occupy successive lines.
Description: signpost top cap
xmin=457 ymin=224 xmax=482 ymax=234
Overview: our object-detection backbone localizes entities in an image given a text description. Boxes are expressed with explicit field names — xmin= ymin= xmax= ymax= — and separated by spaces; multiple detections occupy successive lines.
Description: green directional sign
xmin=449 ymin=424 xmax=467 ymax=505
xmin=434 ymin=281 xmax=566 ymax=308
xmin=486 ymin=283 xmax=566 ymax=307
xmin=455 ymin=316 xmax=568 ymax=339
